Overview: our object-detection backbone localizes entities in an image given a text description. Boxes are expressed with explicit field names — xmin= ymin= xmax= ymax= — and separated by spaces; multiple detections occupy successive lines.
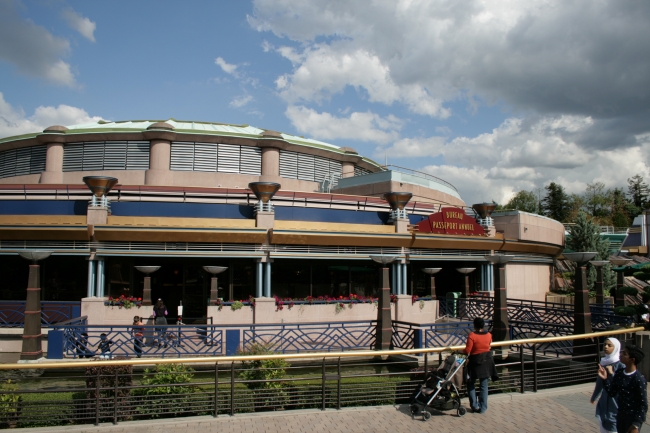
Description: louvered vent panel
xmin=279 ymin=150 xmax=298 ymax=179
xmin=82 ymin=142 xmax=104 ymax=170
xmin=63 ymin=143 xmax=84 ymax=172
xmin=239 ymin=146 xmax=261 ymax=175
xmin=29 ymin=145 xmax=46 ymax=173
xmin=0 ymin=151 xmax=6 ymax=178
xmin=14 ymin=148 xmax=32 ymax=176
xmin=354 ymin=166 xmax=372 ymax=176
xmin=314 ymin=156 xmax=330 ymax=182
xmin=0 ymin=150 xmax=16 ymax=178
xmin=103 ymin=141 xmax=127 ymax=169
xmin=217 ymin=144 xmax=240 ymax=173
xmin=297 ymin=153 xmax=315 ymax=181
xmin=126 ymin=141 xmax=150 ymax=170
xmin=170 ymin=142 xmax=195 ymax=171
xmin=193 ymin=143 xmax=217 ymax=172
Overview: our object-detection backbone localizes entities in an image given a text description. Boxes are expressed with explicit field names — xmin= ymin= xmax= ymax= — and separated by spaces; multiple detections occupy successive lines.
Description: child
xmin=75 ymin=332 xmax=93 ymax=359
xmin=98 ymin=333 xmax=114 ymax=359
xmin=132 ymin=316 xmax=144 ymax=358
xmin=591 ymin=338 xmax=625 ymax=433
xmin=598 ymin=345 xmax=648 ymax=433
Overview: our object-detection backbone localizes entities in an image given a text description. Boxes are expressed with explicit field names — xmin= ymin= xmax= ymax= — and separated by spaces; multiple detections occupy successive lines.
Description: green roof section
xmin=0 ymin=118 xmax=384 ymax=169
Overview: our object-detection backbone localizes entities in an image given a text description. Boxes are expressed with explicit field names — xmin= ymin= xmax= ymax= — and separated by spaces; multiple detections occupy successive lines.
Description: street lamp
xmin=135 ymin=266 xmax=161 ymax=306
xmin=204 ymin=266 xmax=228 ymax=304
xmin=485 ymin=255 xmax=514 ymax=343
xmin=589 ymin=261 xmax=610 ymax=305
xmin=564 ymin=252 xmax=597 ymax=358
xmin=370 ymin=255 xmax=397 ymax=351
xmin=421 ymin=268 xmax=442 ymax=300
xmin=609 ymin=258 xmax=630 ymax=307
xmin=18 ymin=250 xmax=52 ymax=361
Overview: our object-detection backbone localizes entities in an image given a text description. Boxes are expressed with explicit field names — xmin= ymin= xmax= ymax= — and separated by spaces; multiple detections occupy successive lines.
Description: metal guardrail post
xmin=519 ymin=345 xmax=525 ymax=394
xmin=533 ymin=346 xmax=538 ymax=393
xmin=230 ymin=362 xmax=235 ymax=416
xmin=321 ymin=358 xmax=326 ymax=411
xmin=214 ymin=363 xmax=219 ymax=417
xmin=113 ymin=369 xmax=118 ymax=424
xmin=424 ymin=353 xmax=428 ymax=375
xmin=95 ymin=368 xmax=100 ymax=426
xmin=337 ymin=357 xmax=341 ymax=410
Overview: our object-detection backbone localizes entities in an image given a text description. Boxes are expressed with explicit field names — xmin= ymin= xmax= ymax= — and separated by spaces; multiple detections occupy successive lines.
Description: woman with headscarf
xmin=591 ymin=337 xmax=624 ymax=433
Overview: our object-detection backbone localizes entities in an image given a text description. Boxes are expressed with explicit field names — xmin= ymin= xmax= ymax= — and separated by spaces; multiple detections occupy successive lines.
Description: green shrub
xmin=132 ymin=363 xmax=199 ymax=418
xmin=17 ymin=392 xmax=76 ymax=428
xmin=83 ymin=363 xmax=133 ymax=422
xmin=614 ymin=306 xmax=637 ymax=317
xmin=238 ymin=343 xmax=290 ymax=410
xmin=0 ymin=380 xmax=21 ymax=428
xmin=618 ymin=286 xmax=640 ymax=296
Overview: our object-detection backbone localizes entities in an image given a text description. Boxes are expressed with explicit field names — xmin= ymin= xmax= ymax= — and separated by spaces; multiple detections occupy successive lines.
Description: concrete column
xmin=209 ymin=276 xmax=220 ymax=305
xmin=341 ymin=162 xmax=354 ymax=178
xmin=260 ymin=147 xmax=280 ymax=182
xmin=142 ymin=276 xmax=152 ymax=306
xmin=401 ymin=263 xmax=408 ymax=295
xmin=375 ymin=267 xmax=392 ymax=351
xmin=574 ymin=265 xmax=595 ymax=359
xmin=144 ymin=139 xmax=172 ymax=186
xmin=264 ymin=261 xmax=272 ymax=297
xmin=87 ymin=260 xmax=96 ymax=298
xmin=256 ymin=261 xmax=263 ymax=298
xmin=96 ymin=259 xmax=105 ymax=298
xmin=391 ymin=264 xmax=396 ymax=295
xmin=40 ymin=143 xmax=64 ymax=184
xmin=395 ymin=263 xmax=402 ymax=295
xmin=595 ymin=266 xmax=604 ymax=304
xmin=21 ymin=264 xmax=43 ymax=360
xmin=615 ymin=271 xmax=626 ymax=307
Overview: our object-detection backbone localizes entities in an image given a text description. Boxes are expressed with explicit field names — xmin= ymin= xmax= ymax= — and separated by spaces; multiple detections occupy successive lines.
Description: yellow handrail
xmin=0 ymin=326 xmax=643 ymax=370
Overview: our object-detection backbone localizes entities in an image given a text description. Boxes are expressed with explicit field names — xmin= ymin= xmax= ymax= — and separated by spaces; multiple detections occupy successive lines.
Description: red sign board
xmin=417 ymin=207 xmax=485 ymax=236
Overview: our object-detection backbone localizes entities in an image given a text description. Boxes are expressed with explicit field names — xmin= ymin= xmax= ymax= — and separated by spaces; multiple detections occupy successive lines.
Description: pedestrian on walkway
xmin=591 ymin=337 xmax=624 ymax=433
xmin=153 ymin=298 xmax=168 ymax=344
xmin=598 ymin=345 xmax=648 ymax=433
xmin=463 ymin=317 xmax=498 ymax=414
xmin=132 ymin=315 xmax=144 ymax=358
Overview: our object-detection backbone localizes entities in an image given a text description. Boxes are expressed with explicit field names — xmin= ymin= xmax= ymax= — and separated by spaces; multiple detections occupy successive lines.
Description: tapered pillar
xmin=376 ymin=267 xmax=392 ymax=351
xmin=422 ymin=268 xmax=442 ymax=300
xmin=203 ymin=266 xmax=227 ymax=304
xmin=564 ymin=252 xmax=597 ymax=360
xmin=493 ymin=266 xmax=509 ymax=342
xmin=590 ymin=260 xmax=609 ymax=305
xmin=22 ymin=265 xmax=43 ymax=360
xmin=456 ymin=268 xmax=475 ymax=298
xmin=615 ymin=271 xmax=626 ymax=307
xmin=143 ymin=276 xmax=152 ymax=306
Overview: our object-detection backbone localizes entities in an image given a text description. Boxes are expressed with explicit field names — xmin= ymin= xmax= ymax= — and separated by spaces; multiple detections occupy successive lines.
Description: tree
xmin=584 ymin=182 xmax=610 ymax=223
xmin=610 ymin=187 xmax=631 ymax=228
xmin=566 ymin=193 xmax=585 ymax=223
xmin=627 ymin=174 xmax=649 ymax=209
xmin=504 ymin=190 xmax=538 ymax=213
xmin=542 ymin=182 xmax=570 ymax=222
xmin=565 ymin=211 xmax=615 ymax=291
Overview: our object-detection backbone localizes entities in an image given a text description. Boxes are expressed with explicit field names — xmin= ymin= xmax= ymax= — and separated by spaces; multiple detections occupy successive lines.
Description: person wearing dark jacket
xmin=463 ymin=317 xmax=498 ymax=414
xmin=598 ymin=345 xmax=648 ymax=433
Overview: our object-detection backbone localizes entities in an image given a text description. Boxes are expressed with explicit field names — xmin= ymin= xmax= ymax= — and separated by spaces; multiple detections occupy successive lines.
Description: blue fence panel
xmin=242 ymin=321 xmax=376 ymax=353
xmin=509 ymin=320 xmax=574 ymax=356
xmin=0 ymin=301 xmax=81 ymax=327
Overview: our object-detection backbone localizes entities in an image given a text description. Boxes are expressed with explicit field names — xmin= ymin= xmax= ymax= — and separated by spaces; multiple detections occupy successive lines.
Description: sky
xmin=1 ymin=0 xmax=650 ymax=205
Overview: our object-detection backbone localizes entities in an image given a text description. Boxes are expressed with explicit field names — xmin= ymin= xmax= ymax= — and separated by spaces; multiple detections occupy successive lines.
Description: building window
xmin=279 ymin=150 xmax=342 ymax=182
xmin=63 ymin=141 xmax=150 ymax=171
xmin=0 ymin=145 xmax=46 ymax=179
xmin=170 ymin=142 xmax=261 ymax=175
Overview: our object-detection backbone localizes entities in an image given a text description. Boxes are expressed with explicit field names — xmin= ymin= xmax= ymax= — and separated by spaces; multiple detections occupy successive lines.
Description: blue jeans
xmin=467 ymin=377 xmax=489 ymax=413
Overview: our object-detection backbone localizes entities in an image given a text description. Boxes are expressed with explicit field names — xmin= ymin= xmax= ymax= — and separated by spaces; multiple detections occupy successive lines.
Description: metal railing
xmin=0 ymin=301 xmax=80 ymax=327
xmin=0 ymin=327 xmax=641 ymax=428
xmin=384 ymin=165 xmax=459 ymax=194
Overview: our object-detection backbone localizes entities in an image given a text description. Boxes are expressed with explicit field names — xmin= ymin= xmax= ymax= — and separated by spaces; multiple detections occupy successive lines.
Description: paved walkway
xmin=16 ymin=383 xmax=650 ymax=433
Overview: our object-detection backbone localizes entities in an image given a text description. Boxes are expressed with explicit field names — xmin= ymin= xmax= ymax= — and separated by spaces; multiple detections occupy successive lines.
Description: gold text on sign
xmin=433 ymin=221 xmax=476 ymax=230
xmin=445 ymin=212 xmax=464 ymax=220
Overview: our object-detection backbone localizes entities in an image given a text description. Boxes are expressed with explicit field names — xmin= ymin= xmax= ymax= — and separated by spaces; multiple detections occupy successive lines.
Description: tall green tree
xmin=610 ymin=187 xmax=631 ymax=227
xmin=627 ymin=174 xmax=649 ymax=209
xmin=504 ymin=190 xmax=538 ymax=213
xmin=542 ymin=182 xmax=570 ymax=222
xmin=584 ymin=182 xmax=610 ymax=222
xmin=565 ymin=211 xmax=615 ymax=291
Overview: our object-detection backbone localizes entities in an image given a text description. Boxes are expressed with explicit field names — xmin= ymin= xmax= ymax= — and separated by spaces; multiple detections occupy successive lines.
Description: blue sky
xmin=2 ymin=0 xmax=650 ymax=205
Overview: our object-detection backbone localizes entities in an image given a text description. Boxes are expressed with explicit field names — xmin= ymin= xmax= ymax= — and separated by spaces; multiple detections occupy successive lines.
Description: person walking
xmin=463 ymin=317 xmax=498 ymax=414
xmin=598 ymin=345 xmax=648 ymax=433
xmin=153 ymin=299 xmax=168 ymax=345
xmin=591 ymin=337 xmax=625 ymax=433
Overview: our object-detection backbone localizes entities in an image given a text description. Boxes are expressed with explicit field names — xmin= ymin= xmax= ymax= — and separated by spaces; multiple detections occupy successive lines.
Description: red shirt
xmin=464 ymin=331 xmax=492 ymax=355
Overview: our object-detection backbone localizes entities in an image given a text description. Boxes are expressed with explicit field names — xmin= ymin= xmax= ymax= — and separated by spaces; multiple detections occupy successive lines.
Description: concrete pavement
xmin=15 ymin=383 xmax=650 ymax=433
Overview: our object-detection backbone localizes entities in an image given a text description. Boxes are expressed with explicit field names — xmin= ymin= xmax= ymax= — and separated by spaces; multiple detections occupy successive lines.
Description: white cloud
xmin=0 ymin=93 xmax=103 ymax=138
xmin=251 ymin=0 xmax=650 ymax=142
xmin=230 ymin=95 xmax=253 ymax=108
xmin=0 ymin=1 xmax=76 ymax=86
xmin=286 ymin=106 xmax=403 ymax=144
xmin=62 ymin=8 xmax=96 ymax=42
xmin=215 ymin=57 xmax=239 ymax=77
xmin=377 ymin=136 xmax=446 ymax=159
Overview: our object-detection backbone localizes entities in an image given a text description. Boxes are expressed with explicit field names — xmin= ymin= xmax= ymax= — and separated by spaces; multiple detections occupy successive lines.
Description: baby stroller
xmin=410 ymin=354 xmax=466 ymax=420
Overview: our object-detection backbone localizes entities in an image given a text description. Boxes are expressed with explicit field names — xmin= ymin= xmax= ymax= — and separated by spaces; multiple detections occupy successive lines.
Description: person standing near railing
xmin=463 ymin=317 xmax=498 ymax=414
xmin=591 ymin=337 xmax=624 ymax=433
xmin=132 ymin=316 xmax=144 ymax=358
xmin=153 ymin=299 xmax=168 ymax=345
xmin=598 ymin=345 xmax=648 ymax=433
